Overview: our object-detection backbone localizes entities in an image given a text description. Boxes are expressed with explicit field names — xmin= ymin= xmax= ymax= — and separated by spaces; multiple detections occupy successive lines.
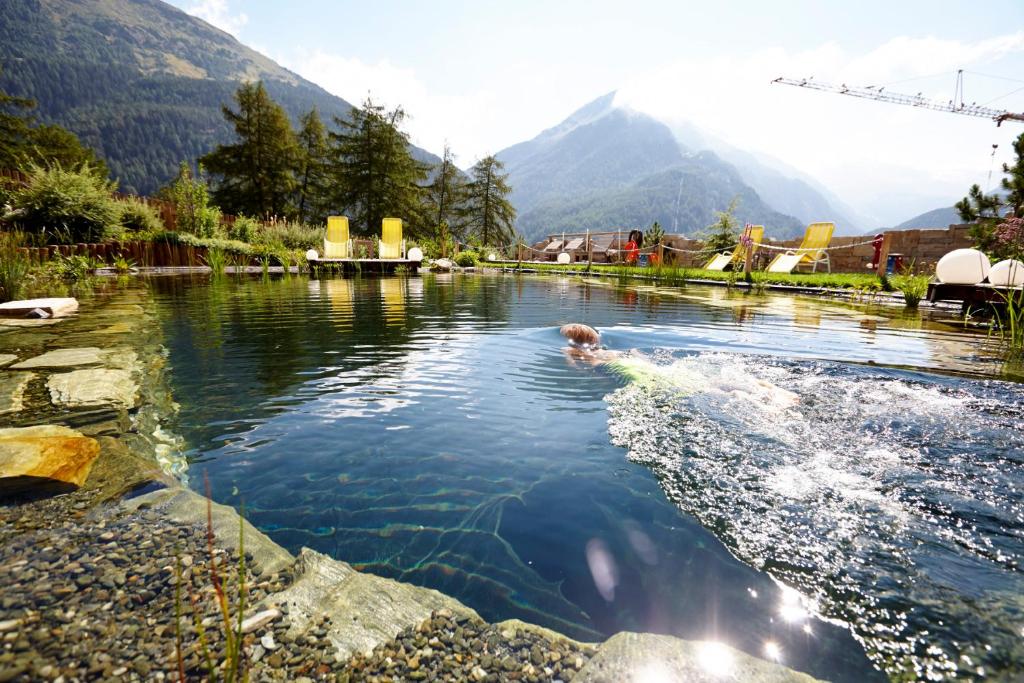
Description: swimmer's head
xmin=560 ymin=323 xmax=601 ymax=349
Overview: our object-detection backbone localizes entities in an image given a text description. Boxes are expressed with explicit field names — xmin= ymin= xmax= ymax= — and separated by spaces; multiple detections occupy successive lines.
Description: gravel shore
xmin=0 ymin=489 xmax=593 ymax=682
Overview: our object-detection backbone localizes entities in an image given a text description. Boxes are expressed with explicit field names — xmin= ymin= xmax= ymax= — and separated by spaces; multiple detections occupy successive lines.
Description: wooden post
xmin=876 ymin=232 xmax=893 ymax=278
xmin=657 ymin=243 xmax=664 ymax=266
xmin=588 ymin=239 xmax=594 ymax=268
xmin=744 ymin=243 xmax=753 ymax=275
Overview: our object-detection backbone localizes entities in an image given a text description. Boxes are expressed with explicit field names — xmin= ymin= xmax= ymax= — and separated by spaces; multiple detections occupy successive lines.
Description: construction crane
xmin=772 ymin=72 xmax=1024 ymax=126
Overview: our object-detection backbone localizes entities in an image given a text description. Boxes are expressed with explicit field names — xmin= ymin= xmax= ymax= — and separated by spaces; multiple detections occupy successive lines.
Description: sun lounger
xmin=543 ymin=240 xmax=564 ymax=252
xmin=324 ymin=216 xmax=351 ymax=258
xmin=766 ymin=222 xmax=834 ymax=273
xmin=705 ymin=226 xmax=764 ymax=271
xmin=379 ymin=217 xmax=405 ymax=259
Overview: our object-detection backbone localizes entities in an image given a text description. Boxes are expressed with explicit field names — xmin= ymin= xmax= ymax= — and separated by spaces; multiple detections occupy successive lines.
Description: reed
xmin=992 ymin=289 xmax=1024 ymax=356
xmin=204 ymin=248 xmax=227 ymax=277
xmin=0 ymin=232 xmax=29 ymax=303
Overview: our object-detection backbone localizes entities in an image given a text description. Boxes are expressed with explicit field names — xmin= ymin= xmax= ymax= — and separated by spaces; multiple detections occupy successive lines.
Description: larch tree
xmin=294 ymin=108 xmax=331 ymax=223
xmin=425 ymin=143 xmax=467 ymax=240
xmin=464 ymin=155 xmax=516 ymax=247
xmin=328 ymin=97 xmax=428 ymax=236
xmin=200 ymin=81 xmax=298 ymax=218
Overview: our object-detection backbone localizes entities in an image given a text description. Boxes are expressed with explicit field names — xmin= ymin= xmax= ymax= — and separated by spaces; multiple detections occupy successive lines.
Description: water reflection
xmin=150 ymin=273 xmax=1017 ymax=682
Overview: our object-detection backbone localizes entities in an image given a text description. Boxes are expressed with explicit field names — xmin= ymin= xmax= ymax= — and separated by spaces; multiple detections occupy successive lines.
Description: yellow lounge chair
xmin=324 ymin=216 xmax=351 ymax=258
xmin=705 ymin=225 xmax=764 ymax=271
xmin=766 ymin=222 xmax=834 ymax=273
xmin=379 ymin=217 xmax=405 ymax=259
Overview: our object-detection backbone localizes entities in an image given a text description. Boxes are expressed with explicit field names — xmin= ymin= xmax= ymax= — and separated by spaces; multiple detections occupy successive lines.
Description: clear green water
xmin=150 ymin=273 xmax=1024 ymax=681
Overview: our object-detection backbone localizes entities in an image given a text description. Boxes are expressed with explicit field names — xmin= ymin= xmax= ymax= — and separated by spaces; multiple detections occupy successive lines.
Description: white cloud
xmin=185 ymin=0 xmax=248 ymax=38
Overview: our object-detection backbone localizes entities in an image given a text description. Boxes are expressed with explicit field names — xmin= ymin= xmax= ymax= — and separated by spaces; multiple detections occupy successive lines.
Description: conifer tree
xmin=327 ymin=97 xmax=428 ymax=235
xmin=1000 ymin=132 xmax=1024 ymax=218
xmin=463 ymin=155 xmax=516 ymax=246
xmin=295 ymin=108 xmax=331 ymax=223
xmin=425 ymin=144 xmax=466 ymax=240
xmin=200 ymin=81 xmax=298 ymax=218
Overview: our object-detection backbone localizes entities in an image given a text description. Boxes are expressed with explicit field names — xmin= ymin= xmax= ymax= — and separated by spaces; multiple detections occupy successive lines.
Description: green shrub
xmin=169 ymin=162 xmax=222 ymax=238
xmin=118 ymin=197 xmax=164 ymax=234
xmin=13 ymin=164 xmax=120 ymax=244
xmin=48 ymin=253 xmax=98 ymax=281
xmin=257 ymin=219 xmax=321 ymax=250
xmin=227 ymin=215 xmax=261 ymax=243
xmin=891 ymin=270 xmax=931 ymax=308
xmin=454 ymin=251 xmax=478 ymax=268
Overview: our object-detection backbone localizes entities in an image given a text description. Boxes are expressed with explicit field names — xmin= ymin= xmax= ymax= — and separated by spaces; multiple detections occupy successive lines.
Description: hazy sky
xmin=168 ymin=0 xmax=1024 ymax=225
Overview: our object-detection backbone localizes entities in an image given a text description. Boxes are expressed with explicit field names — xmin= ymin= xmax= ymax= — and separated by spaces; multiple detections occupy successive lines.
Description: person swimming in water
xmin=559 ymin=323 xmax=799 ymax=409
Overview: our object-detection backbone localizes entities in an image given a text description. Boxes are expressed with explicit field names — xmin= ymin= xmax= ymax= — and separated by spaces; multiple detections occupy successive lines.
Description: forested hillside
xmin=0 ymin=0 xmax=433 ymax=195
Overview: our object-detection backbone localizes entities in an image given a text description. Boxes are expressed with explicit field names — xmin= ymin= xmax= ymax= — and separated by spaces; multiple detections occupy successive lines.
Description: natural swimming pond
xmin=150 ymin=273 xmax=1024 ymax=682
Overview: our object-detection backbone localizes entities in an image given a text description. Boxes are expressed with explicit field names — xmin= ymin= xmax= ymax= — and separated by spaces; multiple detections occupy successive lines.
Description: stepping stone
xmin=0 ymin=373 xmax=33 ymax=414
xmin=47 ymin=368 xmax=138 ymax=409
xmin=0 ymin=354 xmax=16 ymax=368
xmin=0 ymin=425 xmax=100 ymax=495
xmin=12 ymin=347 xmax=105 ymax=369
xmin=0 ymin=297 xmax=78 ymax=318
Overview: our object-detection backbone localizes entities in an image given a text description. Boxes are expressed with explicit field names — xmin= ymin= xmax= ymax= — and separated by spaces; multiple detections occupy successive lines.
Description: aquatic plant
xmin=891 ymin=269 xmax=930 ymax=308
xmin=49 ymin=253 xmax=98 ymax=281
xmin=0 ymin=231 xmax=29 ymax=302
xmin=991 ymin=289 xmax=1024 ymax=356
xmin=112 ymin=253 xmax=135 ymax=274
xmin=204 ymin=247 xmax=227 ymax=277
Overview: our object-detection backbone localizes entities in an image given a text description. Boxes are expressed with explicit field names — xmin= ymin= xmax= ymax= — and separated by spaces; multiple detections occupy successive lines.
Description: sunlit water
xmin=150 ymin=273 xmax=1024 ymax=681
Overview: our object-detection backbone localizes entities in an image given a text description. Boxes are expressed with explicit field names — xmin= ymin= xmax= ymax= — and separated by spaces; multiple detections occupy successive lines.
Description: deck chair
xmin=543 ymin=239 xmax=564 ymax=252
xmin=379 ymin=217 xmax=405 ymax=259
xmin=766 ymin=222 xmax=834 ymax=273
xmin=562 ymin=237 xmax=585 ymax=261
xmin=705 ymin=226 xmax=764 ymax=271
xmin=324 ymin=216 xmax=351 ymax=258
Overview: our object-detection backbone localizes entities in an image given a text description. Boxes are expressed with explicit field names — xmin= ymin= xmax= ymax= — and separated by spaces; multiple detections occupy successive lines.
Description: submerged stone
xmin=575 ymin=632 xmax=821 ymax=682
xmin=0 ymin=355 xmax=17 ymax=368
xmin=0 ymin=425 xmax=100 ymax=494
xmin=12 ymin=347 xmax=106 ymax=369
xmin=0 ymin=372 xmax=34 ymax=414
xmin=47 ymin=368 xmax=138 ymax=408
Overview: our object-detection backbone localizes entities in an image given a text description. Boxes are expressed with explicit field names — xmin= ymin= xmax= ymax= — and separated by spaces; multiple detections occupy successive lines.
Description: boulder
xmin=0 ymin=425 xmax=100 ymax=495
xmin=12 ymin=347 xmax=106 ymax=369
xmin=267 ymin=547 xmax=478 ymax=659
xmin=0 ymin=297 xmax=78 ymax=318
xmin=47 ymin=368 xmax=138 ymax=408
xmin=575 ymin=632 xmax=822 ymax=683
xmin=0 ymin=372 xmax=34 ymax=414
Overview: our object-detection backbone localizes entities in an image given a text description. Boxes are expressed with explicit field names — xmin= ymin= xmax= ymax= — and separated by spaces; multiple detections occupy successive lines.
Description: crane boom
xmin=772 ymin=76 xmax=1024 ymax=126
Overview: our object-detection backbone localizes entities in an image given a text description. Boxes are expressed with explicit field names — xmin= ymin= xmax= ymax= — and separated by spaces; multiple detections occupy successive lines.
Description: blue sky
xmin=168 ymin=0 xmax=1024 ymax=225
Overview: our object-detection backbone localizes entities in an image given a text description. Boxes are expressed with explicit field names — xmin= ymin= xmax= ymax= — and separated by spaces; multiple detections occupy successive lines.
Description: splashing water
xmin=605 ymin=352 xmax=1024 ymax=680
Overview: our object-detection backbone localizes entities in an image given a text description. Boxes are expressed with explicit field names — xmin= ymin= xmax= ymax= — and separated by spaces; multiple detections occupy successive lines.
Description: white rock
xmin=260 ymin=632 xmax=278 ymax=650
xmin=241 ymin=608 xmax=281 ymax=634
xmin=0 ymin=619 xmax=20 ymax=632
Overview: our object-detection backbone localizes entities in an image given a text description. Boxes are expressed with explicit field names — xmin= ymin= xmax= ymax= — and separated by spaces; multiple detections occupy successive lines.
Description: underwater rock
xmin=575 ymin=631 xmax=821 ymax=682
xmin=0 ymin=372 xmax=34 ymax=414
xmin=47 ymin=368 xmax=138 ymax=408
xmin=267 ymin=547 xmax=478 ymax=660
xmin=0 ymin=297 xmax=78 ymax=318
xmin=0 ymin=425 xmax=100 ymax=494
xmin=0 ymin=355 xmax=17 ymax=367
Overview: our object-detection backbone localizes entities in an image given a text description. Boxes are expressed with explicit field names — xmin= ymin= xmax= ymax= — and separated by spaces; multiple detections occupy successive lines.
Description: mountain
xmin=0 ymin=0 xmax=438 ymax=195
xmin=886 ymin=206 xmax=961 ymax=232
xmin=498 ymin=93 xmax=804 ymax=242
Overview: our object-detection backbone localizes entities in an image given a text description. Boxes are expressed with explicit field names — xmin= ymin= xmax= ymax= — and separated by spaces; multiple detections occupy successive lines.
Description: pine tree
xmin=1000 ymin=132 xmax=1024 ymax=218
xmin=463 ymin=155 xmax=516 ymax=246
xmin=425 ymin=144 xmax=466 ymax=240
xmin=200 ymin=81 xmax=298 ymax=218
xmin=327 ymin=97 xmax=429 ymax=236
xmin=294 ymin=108 xmax=331 ymax=223
xmin=955 ymin=184 xmax=1002 ymax=222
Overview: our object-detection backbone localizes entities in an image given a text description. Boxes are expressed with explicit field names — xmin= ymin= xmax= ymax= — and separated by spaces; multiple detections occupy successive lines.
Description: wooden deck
xmin=307 ymin=258 xmax=422 ymax=274
xmin=927 ymin=281 xmax=1023 ymax=309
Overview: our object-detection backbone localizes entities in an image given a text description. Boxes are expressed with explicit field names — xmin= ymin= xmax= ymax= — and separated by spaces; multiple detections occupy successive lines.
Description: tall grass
xmin=992 ymin=290 xmax=1024 ymax=357
xmin=204 ymin=248 xmax=227 ymax=277
xmin=0 ymin=232 xmax=30 ymax=303
xmin=891 ymin=272 xmax=930 ymax=308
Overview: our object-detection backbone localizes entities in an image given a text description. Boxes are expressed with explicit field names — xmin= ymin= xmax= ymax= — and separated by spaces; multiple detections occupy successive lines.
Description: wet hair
xmin=560 ymin=323 xmax=601 ymax=349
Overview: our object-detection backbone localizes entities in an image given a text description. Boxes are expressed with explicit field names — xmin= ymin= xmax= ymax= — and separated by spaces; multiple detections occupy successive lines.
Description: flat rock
xmin=268 ymin=548 xmax=478 ymax=659
xmin=47 ymin=368 xmax=138 ymax=408
xmin=575 ymin=632 xmax=822 ymax=683
xmin=12 ymin=347 xmax=105 ymax=369
xmin=0 ymin=297 xmax=78 ymax=318
xmin=0 ymin=425 xmax=100 ymax=494
xmin=0 ymin=372 xmax=34 ymax=414
xmin=0 ymin=354 xmax=16 ymax=368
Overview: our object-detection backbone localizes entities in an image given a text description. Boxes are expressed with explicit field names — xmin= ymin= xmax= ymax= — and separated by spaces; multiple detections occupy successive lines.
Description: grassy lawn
xmin=483 ymin=261 xmax=886 ymax=291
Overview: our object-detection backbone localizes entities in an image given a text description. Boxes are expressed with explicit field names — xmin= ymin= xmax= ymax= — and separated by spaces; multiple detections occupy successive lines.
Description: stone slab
xmin=47 ymin=368 xmax=138 ymax=408
xmin=0 ymin=425 xmax=100 ymax=495
xmin=122 ymin=487 xmax=294 ymax=575
xmin=0 ymin=297 xmax=78 ymax=318
xmin=575 ymin=632 xmax=822 ymax=683
xmin=267 ymin=547 xmax=478 ymax=659
xmin=12 ymin=347 xmax=105 ymax=369
xmin=0 ymin=354 xmax=16 ymax=367
xmin=0 ymin=372 xmax=34 ymax=414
